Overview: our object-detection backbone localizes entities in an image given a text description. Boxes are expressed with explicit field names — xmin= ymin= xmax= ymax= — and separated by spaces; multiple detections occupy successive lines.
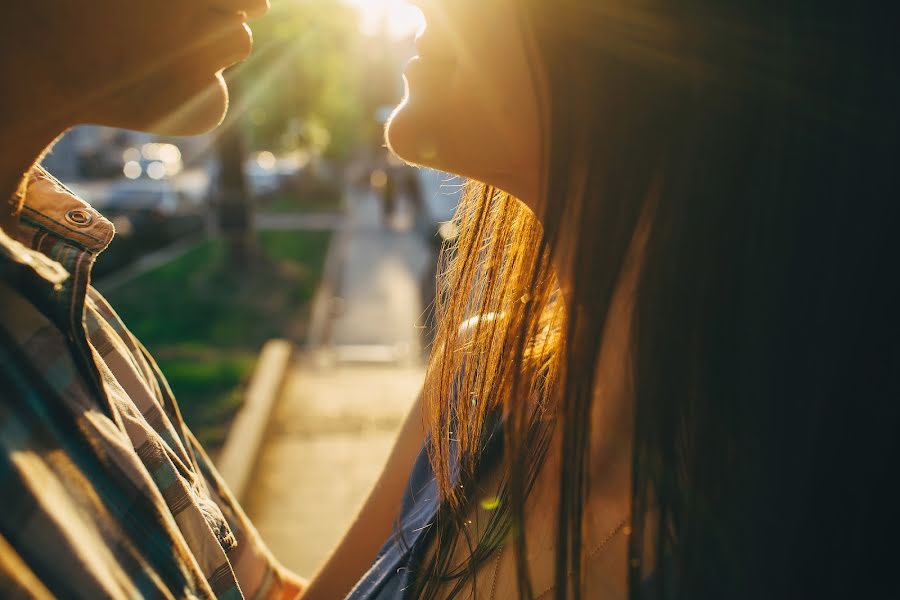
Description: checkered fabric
xmin=0 ymin=169 xmax=289 ymax=599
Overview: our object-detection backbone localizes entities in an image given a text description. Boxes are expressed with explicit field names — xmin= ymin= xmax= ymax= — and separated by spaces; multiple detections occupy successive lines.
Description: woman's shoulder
xmin=346 ymin=442 xmax=440 ymax=599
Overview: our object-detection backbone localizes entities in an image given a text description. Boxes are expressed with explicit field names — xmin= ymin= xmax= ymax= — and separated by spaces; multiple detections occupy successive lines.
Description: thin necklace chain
xmin=488 ymin=517 xmax=629 ymax=600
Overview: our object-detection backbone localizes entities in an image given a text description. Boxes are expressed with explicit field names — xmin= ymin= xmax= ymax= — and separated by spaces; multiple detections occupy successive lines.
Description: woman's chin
xmin=384 ymin=101 xmax=419 ymax=163
xmin=385 ymin=99 xmax=444 ymax=169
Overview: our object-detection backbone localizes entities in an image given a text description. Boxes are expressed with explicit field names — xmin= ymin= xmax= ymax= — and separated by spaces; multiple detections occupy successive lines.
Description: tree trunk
xmin=216 ymin=75 xmax=256 ymax=265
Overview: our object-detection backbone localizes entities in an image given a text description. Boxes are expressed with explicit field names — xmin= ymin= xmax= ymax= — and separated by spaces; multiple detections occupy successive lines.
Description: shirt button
xmin=65 ymin=209 xmax=93 ymax=227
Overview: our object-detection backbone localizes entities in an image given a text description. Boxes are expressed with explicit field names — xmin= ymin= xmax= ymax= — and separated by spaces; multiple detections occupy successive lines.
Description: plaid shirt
xmin=0 ymin=169 xmax=291 ymax=599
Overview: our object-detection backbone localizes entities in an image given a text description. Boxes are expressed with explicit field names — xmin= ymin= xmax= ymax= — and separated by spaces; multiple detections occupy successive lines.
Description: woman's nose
xmin=407 ymin=0 xmax=439 ymax=11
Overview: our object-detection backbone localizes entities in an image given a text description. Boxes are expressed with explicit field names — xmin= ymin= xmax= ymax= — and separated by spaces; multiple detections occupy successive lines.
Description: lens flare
xmin=342 ymin=0 xmax=425 ymax=40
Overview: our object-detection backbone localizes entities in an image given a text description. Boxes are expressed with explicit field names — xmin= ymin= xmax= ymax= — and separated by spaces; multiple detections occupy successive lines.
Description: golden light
xmin=342 ymin=0 xmax=425 ymax=40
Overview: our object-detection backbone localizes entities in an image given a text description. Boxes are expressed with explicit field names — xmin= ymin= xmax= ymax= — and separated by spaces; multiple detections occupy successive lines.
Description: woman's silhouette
xmin=305 ymin=0 xmax=900 ymax=598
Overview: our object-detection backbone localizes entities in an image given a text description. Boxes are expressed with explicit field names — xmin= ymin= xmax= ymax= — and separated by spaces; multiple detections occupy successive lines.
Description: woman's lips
xmin=411 ymin=49 xmax=458 ymax=66
xmin=403 ymin=54 xmax=457 ymax=85
xmin=404 ymin=54 xmax=456 ymax=84
xmin=414 ymin=33 xmax=456 ymax=63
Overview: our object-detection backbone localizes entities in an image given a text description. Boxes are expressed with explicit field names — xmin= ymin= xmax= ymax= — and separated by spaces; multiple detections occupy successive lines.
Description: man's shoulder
xmin=0 ymin=226 xmax=69 ymax=288
xmin=0 ymin=279 xmax=64 ymax=359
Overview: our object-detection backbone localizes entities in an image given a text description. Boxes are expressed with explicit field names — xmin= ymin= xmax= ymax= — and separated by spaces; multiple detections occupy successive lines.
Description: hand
xmin=278 ymin=569 xmax=308 ymax=600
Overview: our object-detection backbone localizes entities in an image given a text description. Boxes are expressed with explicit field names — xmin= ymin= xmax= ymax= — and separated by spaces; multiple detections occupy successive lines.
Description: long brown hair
xmin=413 ymin=1 xmax=900 ymax=598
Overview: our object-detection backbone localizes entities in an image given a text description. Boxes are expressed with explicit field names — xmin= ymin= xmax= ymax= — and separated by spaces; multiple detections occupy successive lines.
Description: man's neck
xmin=0 ymin=115 xmax=64 ymax=235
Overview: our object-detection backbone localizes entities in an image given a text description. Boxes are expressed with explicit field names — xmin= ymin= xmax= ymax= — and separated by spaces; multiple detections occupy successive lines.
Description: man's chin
xmin=147 ymin=75 xmax=231 ymax=136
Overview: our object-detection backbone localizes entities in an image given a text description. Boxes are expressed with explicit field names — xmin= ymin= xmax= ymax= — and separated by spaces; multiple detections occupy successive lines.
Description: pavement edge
xmin=217 ymin=339 xmax=295 ymax=502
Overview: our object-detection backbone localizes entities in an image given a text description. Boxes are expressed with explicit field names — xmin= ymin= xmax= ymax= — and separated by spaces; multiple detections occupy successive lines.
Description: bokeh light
xmin=342 ymin=0 xmax=425 ymax=39
xmin=146 ymin=161 xmax=166 ymax=180
xmin=123 ymin=161 xmax=141 ymax=179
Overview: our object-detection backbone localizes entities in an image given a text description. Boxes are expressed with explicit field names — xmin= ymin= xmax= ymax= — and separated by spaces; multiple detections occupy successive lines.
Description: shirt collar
xmin=18 ymin=167 xmax=115 ymax=253
xmin=0 ymin=166 xmax=115 ymax=286
xmin=1 ymin=166 xmax=117 ymax=344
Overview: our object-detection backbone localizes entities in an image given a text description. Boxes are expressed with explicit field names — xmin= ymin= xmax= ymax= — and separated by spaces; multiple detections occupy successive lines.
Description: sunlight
xmin=342 ymin=0 xmax=425 ymax=40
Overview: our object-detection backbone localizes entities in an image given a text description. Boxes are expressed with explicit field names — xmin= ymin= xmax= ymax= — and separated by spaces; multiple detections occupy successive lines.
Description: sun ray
xmin=153 ymin=34 xmax=303 ymax=160
xmin=342 ymin=0 xmax=425 ymax=40
xmin=153 ymin=0 xmax=427 ymax=162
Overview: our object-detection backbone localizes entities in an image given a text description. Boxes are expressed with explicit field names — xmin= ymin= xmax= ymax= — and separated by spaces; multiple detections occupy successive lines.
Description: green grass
xmin=104 ymin=231 xmax=331 ymax=450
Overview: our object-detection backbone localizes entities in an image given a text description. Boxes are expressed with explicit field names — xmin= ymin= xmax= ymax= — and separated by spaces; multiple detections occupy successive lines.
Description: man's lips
xmin=206 ymin=0 xmax=270 ymax=20
xmin=195 ymin=9 xmax=254 ymax=69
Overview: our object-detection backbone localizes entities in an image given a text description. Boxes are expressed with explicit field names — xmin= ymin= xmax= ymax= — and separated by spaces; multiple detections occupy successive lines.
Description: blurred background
xmin=43 ymin=0 xmax=462 ymax=575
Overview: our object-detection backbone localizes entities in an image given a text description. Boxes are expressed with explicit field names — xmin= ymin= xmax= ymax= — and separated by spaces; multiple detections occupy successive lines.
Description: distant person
xmin=402 ymin=169 xmax=424 ymax=227
xmin=0 ymin=1 xmax=303 ymax=598
xmin=302 ymin=0 xmax=900 ymax=599
xmin=380 ymin=167 xmax=397 ymax=228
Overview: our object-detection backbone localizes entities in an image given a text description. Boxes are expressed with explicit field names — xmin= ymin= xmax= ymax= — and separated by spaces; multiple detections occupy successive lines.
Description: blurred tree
xmin=234 ymin=0 xmax=402 ymax=160
xmin=214 ymin=0 xmax=413 ymax=262
xmin=217 ymin=73 xmax=256 ymax=265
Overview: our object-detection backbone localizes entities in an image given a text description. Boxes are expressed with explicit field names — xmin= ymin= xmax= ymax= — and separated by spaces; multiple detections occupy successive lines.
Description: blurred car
xmin=103 ymin=180 xmax=204 ymax=245
xmin=121 ymin=143 xmax=184 ymax=181
xmin=105 ymin=180 xmax=179 ymax=219
xmin=245 ymin=152 xmax=281 ymax=198
xmin=417 ymin=169 xmax=462 ymax=231
xmin=100 ymin=180 xmax=206 ymax=273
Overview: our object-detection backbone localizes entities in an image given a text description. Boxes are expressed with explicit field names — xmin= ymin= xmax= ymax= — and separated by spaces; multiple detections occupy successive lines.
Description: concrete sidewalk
xmin=243 ymin=186 xmax=430 ymax=577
